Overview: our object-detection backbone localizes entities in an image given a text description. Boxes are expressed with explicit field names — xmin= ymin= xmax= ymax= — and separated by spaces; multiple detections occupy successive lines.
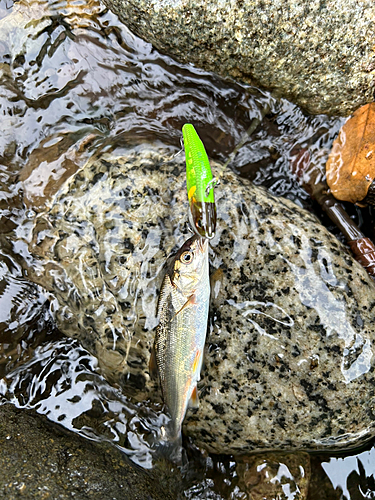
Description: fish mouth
xmin=196 ymin=236 xmax=209 ymax=253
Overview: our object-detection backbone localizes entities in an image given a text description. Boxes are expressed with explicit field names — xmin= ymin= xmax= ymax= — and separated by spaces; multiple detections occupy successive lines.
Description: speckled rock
xmin=101 ymin=0 xmax=375 ymax=116
xmin=0 ymin=403 xmax=175 ymax=499
xmin=28 ymin=143 xmax=375 ymax=454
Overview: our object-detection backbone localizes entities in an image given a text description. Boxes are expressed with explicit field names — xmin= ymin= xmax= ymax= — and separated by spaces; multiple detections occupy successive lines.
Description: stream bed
xmin=1 ymin=0 xmax=375 ymax=498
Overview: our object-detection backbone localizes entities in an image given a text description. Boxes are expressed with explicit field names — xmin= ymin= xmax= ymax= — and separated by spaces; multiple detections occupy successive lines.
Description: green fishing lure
xmin=182 ymin=124 xmax=217 ymax=239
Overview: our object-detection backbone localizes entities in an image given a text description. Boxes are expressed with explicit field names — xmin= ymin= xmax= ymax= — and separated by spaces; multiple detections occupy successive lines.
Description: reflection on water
xmin=0 ymin=337 xmax=165 ymax=467
xmin=0 ymin=249 xmax=50 ymax=378
xmin=285 ymin=228 xmax=373 ymax=384
xmin=0 ymin=0 xmax=374 ymax=496
xmin=228 ymin=299 xmax=295 ymax=327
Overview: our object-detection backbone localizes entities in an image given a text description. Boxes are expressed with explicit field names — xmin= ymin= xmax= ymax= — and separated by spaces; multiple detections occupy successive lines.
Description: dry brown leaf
xmin=326 ymin=102 xmax=375 ymax=204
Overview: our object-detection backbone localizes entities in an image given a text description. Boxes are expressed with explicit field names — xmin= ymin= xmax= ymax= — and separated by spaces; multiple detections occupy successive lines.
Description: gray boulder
xmin=28 ymin=143 xmax=375 ymax=454
xmin=101 ymin=0 xmax=375 ymax=116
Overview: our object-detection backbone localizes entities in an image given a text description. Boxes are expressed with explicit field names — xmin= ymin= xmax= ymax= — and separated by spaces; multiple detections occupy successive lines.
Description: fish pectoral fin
xmin=188 ymin=385 xmax=199 ymax=409
xmin=149 ymin=345 xmax=158 ymax=379
xmin=174 ymin=293 xmax=197 ymax=318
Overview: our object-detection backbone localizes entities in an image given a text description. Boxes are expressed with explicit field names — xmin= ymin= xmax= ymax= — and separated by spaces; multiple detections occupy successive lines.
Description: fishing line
xmin=205 ymin=103 xmax=271 ymax=196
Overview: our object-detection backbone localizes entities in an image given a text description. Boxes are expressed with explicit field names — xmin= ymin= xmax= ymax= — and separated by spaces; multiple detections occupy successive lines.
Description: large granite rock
xmin=28 ymin=143 xmax=375 ymax=454
xmin=0 ymin=403 xmax=175 ymax=499
xmin=101 ymin=0 xmax=375 ymax=116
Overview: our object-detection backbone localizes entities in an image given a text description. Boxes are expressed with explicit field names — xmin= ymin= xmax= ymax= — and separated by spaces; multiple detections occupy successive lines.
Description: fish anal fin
xmin=188 ymin=385 xmax=199 ymax=409
xmin=192 ymin=349 xmax=201 ymax=373
xmin=149 ymin=345 xmax=158 ymax=379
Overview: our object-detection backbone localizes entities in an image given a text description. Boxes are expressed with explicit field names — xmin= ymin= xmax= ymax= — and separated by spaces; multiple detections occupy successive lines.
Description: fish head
xmin=166 ymin=235 xmax=208 ymax=295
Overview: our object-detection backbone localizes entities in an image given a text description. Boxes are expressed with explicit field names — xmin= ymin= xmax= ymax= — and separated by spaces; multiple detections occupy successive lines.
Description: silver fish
xmin=151 ymin=234 xmax=210 ymax=441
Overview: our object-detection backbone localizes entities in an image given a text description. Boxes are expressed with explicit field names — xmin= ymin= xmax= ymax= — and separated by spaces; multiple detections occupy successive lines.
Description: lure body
xmin=182 ymin=124 xmax=217 ymax=239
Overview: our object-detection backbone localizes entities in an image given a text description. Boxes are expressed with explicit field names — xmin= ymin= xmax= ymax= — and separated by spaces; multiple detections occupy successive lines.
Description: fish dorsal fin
xmin=149 ymin=345 xmax=158 ymax=379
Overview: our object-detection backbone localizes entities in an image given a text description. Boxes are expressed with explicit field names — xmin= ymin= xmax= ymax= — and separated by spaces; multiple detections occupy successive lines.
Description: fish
xmin=182 ymin=123 xmax=217 ymax=239
xmin=150 ymin=233 xmax=210 ymax=443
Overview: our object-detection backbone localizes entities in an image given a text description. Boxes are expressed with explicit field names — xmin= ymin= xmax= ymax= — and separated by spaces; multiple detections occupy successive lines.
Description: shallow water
xmin=1 ymin=0 xmax=375 ymax=497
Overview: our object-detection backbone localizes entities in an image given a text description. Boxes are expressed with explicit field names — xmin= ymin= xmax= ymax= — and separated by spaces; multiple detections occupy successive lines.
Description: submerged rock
xmin=101 ymin=0 xmax=375 ymax=116
xmin=28 ymin=143 xmax=375 ymax=454
xmin=236 ymin=452 xmax=310 ymax=500
xmin=0 ymin=403 xmax=175 ymax=499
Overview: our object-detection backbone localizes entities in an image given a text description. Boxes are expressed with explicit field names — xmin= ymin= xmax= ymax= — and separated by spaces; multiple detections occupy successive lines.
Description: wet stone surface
xmin=101 ymin=0 xmax=375 ymax=116
xmin=236 ymin=452 xmax=311 ymax=500
xmin=28 ymin=143 xmax=375 ymax=454
xmin=0 ymin=403 xmax=176 ymax=500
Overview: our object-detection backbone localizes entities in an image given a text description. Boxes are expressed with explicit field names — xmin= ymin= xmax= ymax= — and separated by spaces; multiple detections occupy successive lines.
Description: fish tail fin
xmin=153 ymin=424 xmax=186 ymax=466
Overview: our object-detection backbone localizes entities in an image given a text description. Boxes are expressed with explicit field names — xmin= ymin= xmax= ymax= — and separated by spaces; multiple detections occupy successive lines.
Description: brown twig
xmin=291 ymin=148 xmax=375 ymax=279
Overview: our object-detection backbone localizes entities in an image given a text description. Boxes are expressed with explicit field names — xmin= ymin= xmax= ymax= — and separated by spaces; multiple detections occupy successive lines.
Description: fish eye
xmin=180 ymin=251 xmax=193 ymax=264
xmin=196 ymin=219 xmax=203 ymax=228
